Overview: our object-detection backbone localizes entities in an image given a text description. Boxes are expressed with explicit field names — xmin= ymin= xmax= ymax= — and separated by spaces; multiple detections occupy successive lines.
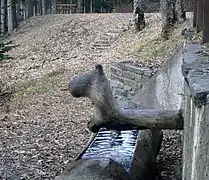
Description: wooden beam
xmin=68 ymin=64 xmax=184 ymax=132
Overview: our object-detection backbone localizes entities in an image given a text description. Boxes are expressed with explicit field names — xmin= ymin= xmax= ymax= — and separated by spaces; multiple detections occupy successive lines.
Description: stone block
xmin=124 ymin=85 xmax=132 ymax=91
xmin=134 ymin=74 xmax=143 ymax=82
xmin=123 ymin=79 xmax=138 ymax=88
xmin=110 ymin=66 xmax=123 ymax=77
xmin=122 ymin=71 xmax=135 ymax=80
xmin=110 ymin=80 xmax=124 ymax=89
xmin=110 ymin=74 xmax=124 ymax=83
xmin=144 ymin=70 xmax=154 ymax=77
xmin=113 ymin=89 xmax=127 ymax=97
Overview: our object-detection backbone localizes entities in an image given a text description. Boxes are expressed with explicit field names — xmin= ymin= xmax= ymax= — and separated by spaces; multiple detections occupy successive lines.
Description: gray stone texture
xmin=182 ymin=44 xmax=209 ymax=180
xmin=109 ymin=61 xmax=154 ymax=101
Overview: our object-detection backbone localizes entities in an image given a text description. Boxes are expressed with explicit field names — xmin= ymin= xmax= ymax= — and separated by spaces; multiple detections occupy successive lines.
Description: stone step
xmin=92 ymin=43 xmax=110 ymax=47
xmin=92 ymin=46 xmax=109 ymax=50
xmin=105 ymin=32 xmax=120 ymax=37
xmin=91 ymin=53 xmax=102 ymax=57
xmin=94 ymin=40 xmax=110 ymax=44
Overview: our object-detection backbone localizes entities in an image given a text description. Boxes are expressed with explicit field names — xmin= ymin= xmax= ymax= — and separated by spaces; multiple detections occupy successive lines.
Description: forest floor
xmin=0 ymin=13 xmax=192 ymax=180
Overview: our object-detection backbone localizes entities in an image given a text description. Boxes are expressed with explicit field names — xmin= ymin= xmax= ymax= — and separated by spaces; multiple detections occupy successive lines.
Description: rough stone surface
xmin=182 ymin=44 xmax=209 ymax=180
xmin=182 ymin=44 xmax=209 ymax=105
xmin=132 ymin=45 xmax=184 ymax=179
xmin=109 ymin=61 xmax=154 ymax=101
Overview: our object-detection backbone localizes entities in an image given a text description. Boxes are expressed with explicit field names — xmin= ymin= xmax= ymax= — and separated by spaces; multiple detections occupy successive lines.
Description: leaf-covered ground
xmin=0 ymin=13 xmax=192 ymax=179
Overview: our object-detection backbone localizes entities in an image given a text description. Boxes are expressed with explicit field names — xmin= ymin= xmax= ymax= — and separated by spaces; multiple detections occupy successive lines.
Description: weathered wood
xmin=55 ymin=158 xmax=130 ymax=180
xmin=68 ymin=64 xmax=183 ymax=132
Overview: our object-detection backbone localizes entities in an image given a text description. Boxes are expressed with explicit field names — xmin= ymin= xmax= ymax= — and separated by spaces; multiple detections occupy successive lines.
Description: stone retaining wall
xmin=182 ymin=44 xmax=209 ymax=180
xmin=109 ymin=61 xmax=155 ymax=100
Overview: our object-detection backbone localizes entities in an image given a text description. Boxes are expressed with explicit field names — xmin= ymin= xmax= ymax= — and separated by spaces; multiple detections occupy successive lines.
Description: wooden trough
xmin=55 ymin=64 xmax=184 ymax=180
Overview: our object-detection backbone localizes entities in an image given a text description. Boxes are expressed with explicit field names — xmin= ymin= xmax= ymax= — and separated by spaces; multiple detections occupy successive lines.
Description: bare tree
xmin=16 ymin=0 xmax=21 ymax=23
xmin=3 ymin=0 xmax=8 ymax=34
xmin=51 ymin=0 xmax=56 ymax=13
xmin=77 ymin=0 xmax=83 ymax=13
xmin=134 ymin=0 xmax=145 ymax=31
xmin=41 ymin=0 xmax=46 ymax=14
xmin=196 ymin=0 xmax=203 ymax=32
xmin=11 ymin=0 xmax=17 ymax=29
xmin=28 ymin=0 xmax=33 ymax=18
xmin=193 ymin=0 xmax=197 ymax=27
xmin=161 ymin=0 xmax=186 ymax=39
xmin=203 ymin=0 xmax=209 ymax=43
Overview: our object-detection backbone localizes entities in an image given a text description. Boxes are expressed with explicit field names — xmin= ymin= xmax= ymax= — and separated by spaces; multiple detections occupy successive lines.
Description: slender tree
xmin=196 ymin=0 xmax=203 ymax=32
xmin=203 ymin=0 xmax=209 ymax=43
xmin=77 ymin=0 xmax=83 ymax=13
xmin=7 ymin=0 xmax=13 ymax=32
xmin=193 ymin=0 xmax=197 ymax=27
xmin=11 ymin=0 xmax=17 ymax=28
xmin=16 ymin=0 xmax=21 ymax=23
xmin=3 ymin=0 xmax=8 ymax=34
xmin=134 ymin=0 xmax=145 ymax=31
xmin=41 ymin=0 xmax=46 ymax=14
xmin=51 ymin=0 xmax=56 ymax=13
xmin=28 ymin=0 xmax=33 ymax=18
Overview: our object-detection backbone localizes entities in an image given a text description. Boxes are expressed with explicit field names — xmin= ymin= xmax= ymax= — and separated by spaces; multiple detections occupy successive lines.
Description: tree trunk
xmin=3 ymin=0 xmax=8 ymax=34
xmin=133 ymin=0 xmax=145 ymax=31
xmin=11 ymin=0 xmax=17 ymax=29
xmin=16 ymin=0 xmax=21 ymax=24
xmin=175 ymin=0 xmax=186 ymax=23
xmin=34 ymin=0 xmax=38 ymax=15
xmin=23 ymin=0 xmax=27 ymax=20
xmin=0 ymin=0 xmax=2 ymax=34
xmin=36 ymin=0 xmax=41 ymax=15
xmin=28 ymin=0 xmax=33 ymax=18
xmin=45 ymin=0 xmax=50 ymax=14
xmin=203 ymin=0 xmax=209 ymax=43
xmin=193 ymin=0 xmax=197 ymax=27
xmin=196 ymin=0 xmax=203 ymax=32
xmin=7 ymin=0 xmax=13 ymax=33
xmin=68 ymin=64 xmax=184 ymax=132
xmin=160 ymin=0 xmax=176 ymax=39
xmin=77 ymin=0 xmax=83 ymax=13
xmin=161 ymin=0 xmax=186 ymax=39
xmin=51 ymin=0 xmax=56 ymax=13
xmin=41 ymin=0 xmax=46 ymax=14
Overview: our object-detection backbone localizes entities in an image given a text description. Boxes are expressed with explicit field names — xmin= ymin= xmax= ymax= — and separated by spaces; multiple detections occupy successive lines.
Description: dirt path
xmin=0 ymin=13 xmax=192 ymax=179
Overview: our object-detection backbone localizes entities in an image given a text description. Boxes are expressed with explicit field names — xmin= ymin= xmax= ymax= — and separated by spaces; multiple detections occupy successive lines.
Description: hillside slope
xmin=0 ymin=13 xmax=192 ymax=180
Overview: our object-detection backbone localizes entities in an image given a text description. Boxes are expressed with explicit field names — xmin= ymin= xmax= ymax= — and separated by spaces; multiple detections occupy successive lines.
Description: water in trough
xmin=81 ymin=128 xmax=139 ymax=172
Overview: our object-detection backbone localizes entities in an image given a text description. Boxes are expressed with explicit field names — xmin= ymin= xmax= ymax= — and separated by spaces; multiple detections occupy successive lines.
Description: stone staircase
xmin=90 ymin=24 xmax=130 ymax=57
